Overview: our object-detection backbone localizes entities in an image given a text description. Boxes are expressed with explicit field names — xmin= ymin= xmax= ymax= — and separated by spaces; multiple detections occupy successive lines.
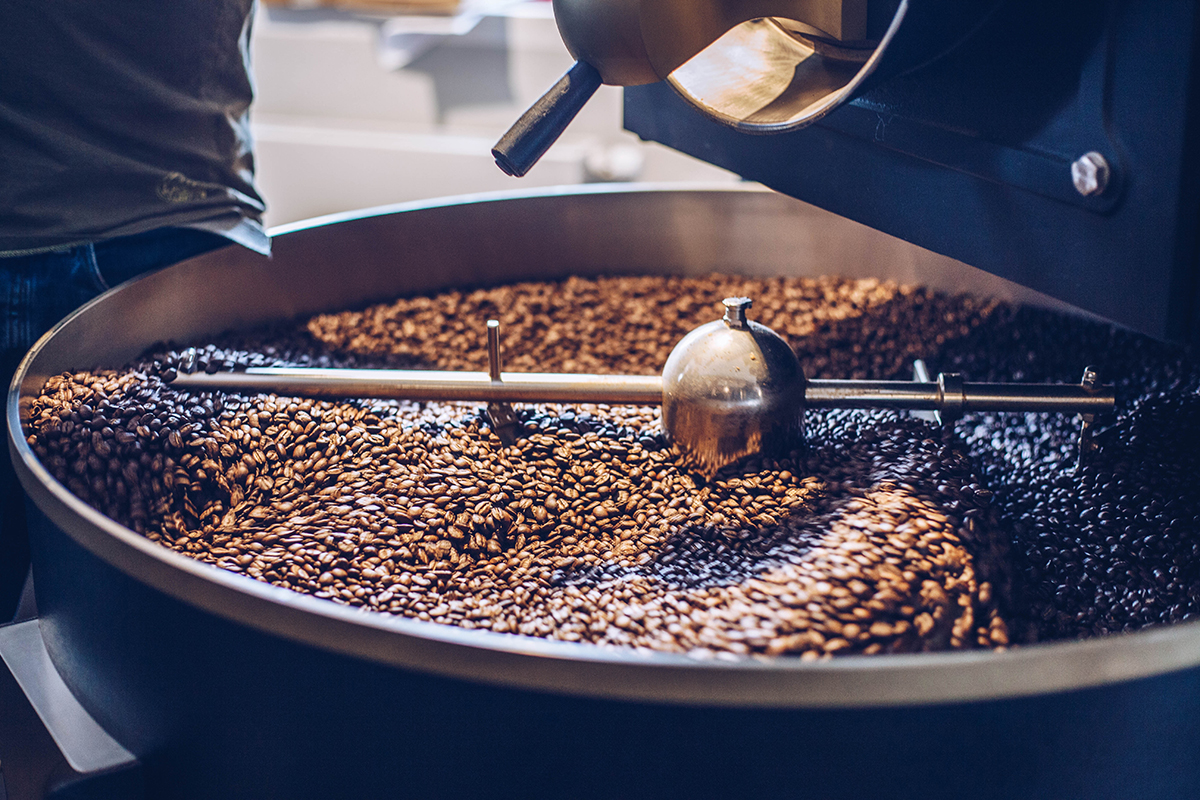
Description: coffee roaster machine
xmin=2 ymin=1 xmax=1199 ymax=798
xmin=499 ymin=0 xmax=1200 ymax=343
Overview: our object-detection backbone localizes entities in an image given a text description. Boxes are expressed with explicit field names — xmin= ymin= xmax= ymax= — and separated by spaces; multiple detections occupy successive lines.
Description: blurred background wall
xmin=251 ymin=0 xmax=738 ymax=227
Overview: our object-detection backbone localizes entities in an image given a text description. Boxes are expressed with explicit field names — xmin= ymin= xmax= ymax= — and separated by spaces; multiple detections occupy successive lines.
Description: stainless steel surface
xmin=10 ymin=185 xmax=1198 ymax=708
xmin=172 ymin=363 xmax=1117 ymax=415
xmin=172 ymin=368 xmax=664 ymax=405
xmin=661 ymin=297 xmax=806 ymax=476
xmin=937 ymin=372 xmax=964 ymax=424
xmin=0 ymin=621 xmax=135 ymax=774
xmin=722 ymin=296 xmax=753 ymax=329
xmin=173 ymin=366 xmax=1114 ymax=431
xmin=802 ymin=378 xmax=1113 ymax=414
xmin=487 ymin=320 xmax=503 ymax=381
xmin=1072 ymin=151 xmax=1112 ymax=197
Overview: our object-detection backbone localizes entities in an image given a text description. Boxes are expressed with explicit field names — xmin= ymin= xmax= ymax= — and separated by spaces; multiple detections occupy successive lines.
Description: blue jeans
xmin=1 ymin=227 xmax=229 ymax=619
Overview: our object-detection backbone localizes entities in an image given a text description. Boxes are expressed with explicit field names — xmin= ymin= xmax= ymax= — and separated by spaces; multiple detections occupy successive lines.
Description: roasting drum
xmin=8 ymin=186 xmax=1200 ymax=799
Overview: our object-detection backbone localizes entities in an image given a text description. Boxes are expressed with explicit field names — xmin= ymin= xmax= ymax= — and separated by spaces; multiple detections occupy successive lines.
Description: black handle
xmin=492 ymin=61 xmax=603 ymax=178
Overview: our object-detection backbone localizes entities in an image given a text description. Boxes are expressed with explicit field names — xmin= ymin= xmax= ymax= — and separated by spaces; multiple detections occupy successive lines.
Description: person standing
xmin=1 ymin=0 xmax=271 ymax=618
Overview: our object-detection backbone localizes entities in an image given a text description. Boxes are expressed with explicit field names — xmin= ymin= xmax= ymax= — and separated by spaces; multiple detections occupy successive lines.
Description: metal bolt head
xmin=1071 ymin=152 xmax=1110 ymax=197
xmin=722 ymin=297 xmax=752 ymax=330
xmin=1080 ymin=365 xmax=1100 ymax=391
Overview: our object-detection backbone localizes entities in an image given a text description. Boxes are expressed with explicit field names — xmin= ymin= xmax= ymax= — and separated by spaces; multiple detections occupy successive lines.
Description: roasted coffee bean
xmin=23 ymin=275 xmax=1198 ymax=656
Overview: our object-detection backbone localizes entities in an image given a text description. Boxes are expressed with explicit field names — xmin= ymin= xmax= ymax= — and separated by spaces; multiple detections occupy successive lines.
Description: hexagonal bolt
xmin=1071 ymin=151 xmax=1111 ymax=197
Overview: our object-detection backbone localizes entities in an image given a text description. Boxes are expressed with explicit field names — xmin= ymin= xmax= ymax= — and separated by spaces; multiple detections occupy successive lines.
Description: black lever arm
xmin=492 ymin=61 xmax=603 ymax=178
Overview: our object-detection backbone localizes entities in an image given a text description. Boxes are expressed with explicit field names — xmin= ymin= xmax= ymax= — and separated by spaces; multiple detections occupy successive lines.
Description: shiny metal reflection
xmin=661 ymin=298 xmax=806 ymax=477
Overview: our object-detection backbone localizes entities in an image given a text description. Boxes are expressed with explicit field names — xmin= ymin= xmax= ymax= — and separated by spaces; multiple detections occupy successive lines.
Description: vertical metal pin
xmin=180 ymin=347 xmax=198 ymax=375
xmin=484 ymin=319 xmax=519 ymax=445
xmin=487 ymin=320 xmax=503 ymax=381
xmin=911 ymin=359 xmax=938 ymax=423
xmin=1076 ymin=365 xmax=1100 ymax=470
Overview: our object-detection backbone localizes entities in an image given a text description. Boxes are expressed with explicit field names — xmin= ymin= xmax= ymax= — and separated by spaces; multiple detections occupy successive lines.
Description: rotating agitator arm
xmin=171 ymin=298 xmax=1115 ymax=477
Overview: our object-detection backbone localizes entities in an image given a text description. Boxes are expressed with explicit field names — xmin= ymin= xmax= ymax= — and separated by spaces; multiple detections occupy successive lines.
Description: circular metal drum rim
xmin=10 ymin=183 xmax=1200 ymax=709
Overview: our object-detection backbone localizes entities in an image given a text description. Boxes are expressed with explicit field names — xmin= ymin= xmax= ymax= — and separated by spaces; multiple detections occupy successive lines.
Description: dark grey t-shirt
xmin=0 ymin=0 xmax=269 ymax=256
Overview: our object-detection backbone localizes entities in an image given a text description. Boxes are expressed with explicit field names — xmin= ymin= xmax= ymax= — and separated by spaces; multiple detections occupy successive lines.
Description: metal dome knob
xmin=661 ymin=297 xmax=806 ymax=477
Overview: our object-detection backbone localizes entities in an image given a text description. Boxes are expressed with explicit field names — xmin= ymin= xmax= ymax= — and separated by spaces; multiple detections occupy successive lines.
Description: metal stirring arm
xmin=171 ymin=365 xmax=1113 ymax=418
xmin=169 ymin=308 xmax=1114 ymax=475
xmin=804 ymin=374 xmax=1112 ymax=420
xmin=172 ymin=367 xmax=665 ymax=405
